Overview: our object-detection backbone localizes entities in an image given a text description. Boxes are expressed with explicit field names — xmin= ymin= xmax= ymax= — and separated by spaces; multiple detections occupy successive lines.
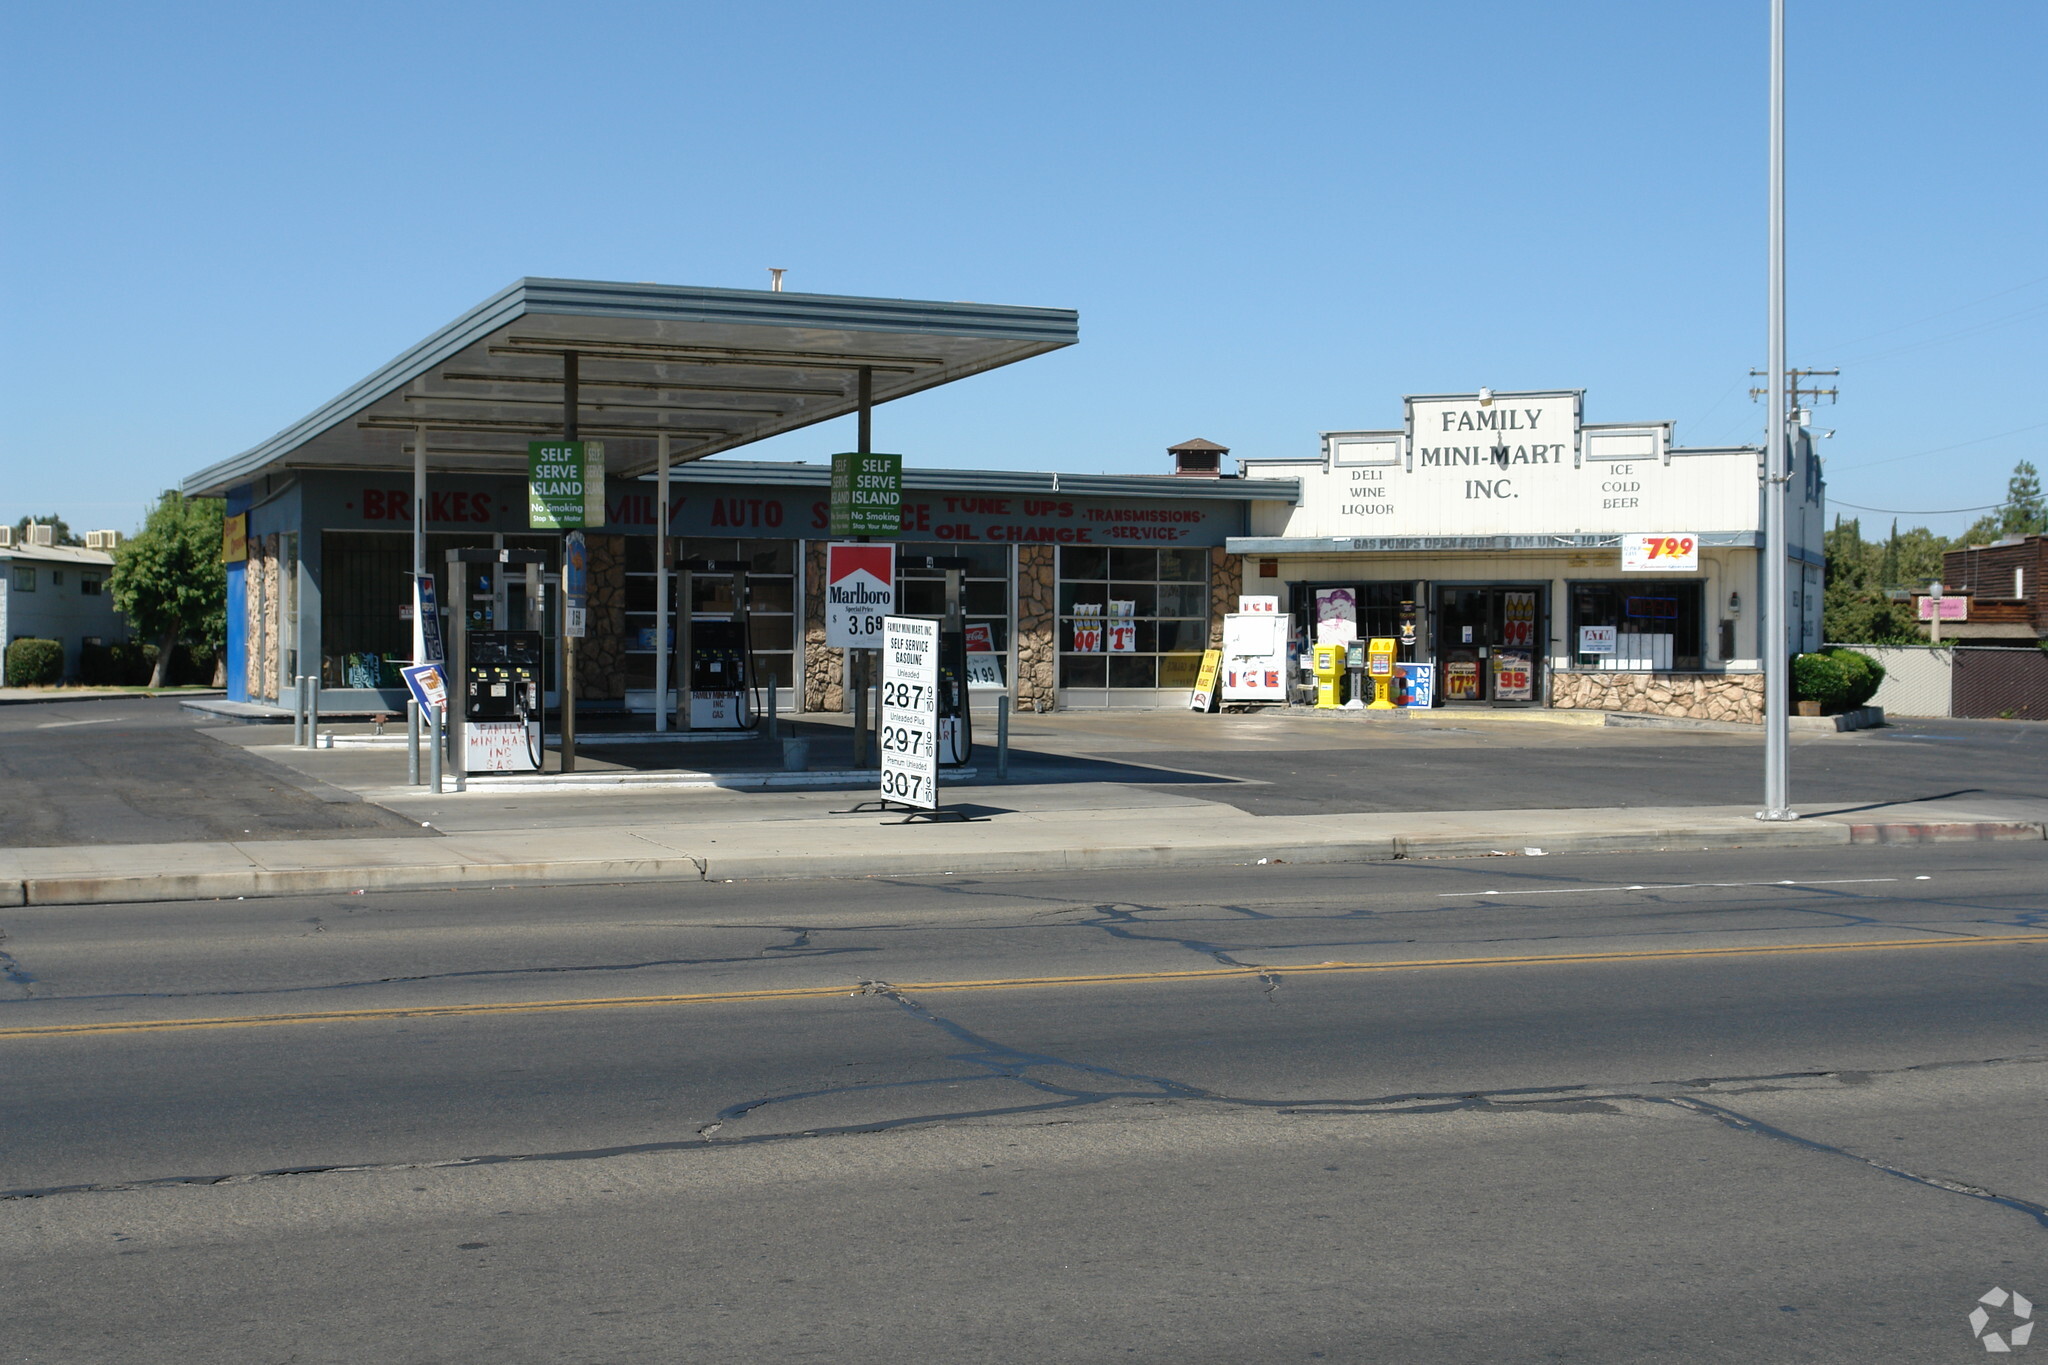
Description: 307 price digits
xmin=878 ymin=769 xmax=928 ymax=802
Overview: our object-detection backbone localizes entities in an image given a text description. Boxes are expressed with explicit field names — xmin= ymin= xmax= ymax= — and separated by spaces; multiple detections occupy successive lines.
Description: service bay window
xmin=1569 ymin=580 xmax=1705 ymax=670
xmin=1057 ymin=546 xmax=1209 ymax=689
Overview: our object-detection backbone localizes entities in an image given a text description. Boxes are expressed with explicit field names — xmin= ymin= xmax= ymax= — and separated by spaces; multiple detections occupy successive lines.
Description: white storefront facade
xmin=1232 ymin=389 xmax=1824 ymax=721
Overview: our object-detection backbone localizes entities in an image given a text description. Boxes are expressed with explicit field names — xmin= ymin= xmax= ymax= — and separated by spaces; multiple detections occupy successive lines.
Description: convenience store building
xmin=1230 ymin=388 xmax=1826 ymax=719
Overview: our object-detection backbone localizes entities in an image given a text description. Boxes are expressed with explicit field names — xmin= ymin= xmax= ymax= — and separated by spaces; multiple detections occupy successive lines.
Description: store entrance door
xmin=1432 ymin=585 xmax=1544 ymax=705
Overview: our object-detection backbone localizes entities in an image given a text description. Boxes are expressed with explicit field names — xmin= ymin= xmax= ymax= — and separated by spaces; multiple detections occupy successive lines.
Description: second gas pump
xmin=676 ymin=558 xmax=759 ymax=731
xmin=895 ymin=553 xmax=973 ymax=765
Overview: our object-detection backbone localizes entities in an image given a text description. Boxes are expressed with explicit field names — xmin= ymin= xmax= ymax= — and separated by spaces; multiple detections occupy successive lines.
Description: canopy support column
xmin=654 ymin=431 xmax=672 ymax=732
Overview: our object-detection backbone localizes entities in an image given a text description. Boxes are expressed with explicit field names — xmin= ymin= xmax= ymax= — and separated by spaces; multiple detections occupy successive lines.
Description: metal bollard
xmin=407 ymin=699 xmax=421 ymax=786
xmin=306 ymin=677 xmax=321 ymax=749
xmin=765 ymin=678 xmax=778 ymax=743
xmin=292 ymin=675 xmax=306 ymax=746
xmin=996 ymin=695 xmax=1010 ymax=781
xmin=429 ymin=704 xmax=444 ymax=794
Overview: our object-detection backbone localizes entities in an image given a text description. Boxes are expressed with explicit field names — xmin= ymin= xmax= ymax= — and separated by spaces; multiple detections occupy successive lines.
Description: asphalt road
xmin=3 ymin=843 xmax=2043 ymax=1362
xmin=0 ymin=698 xmax=429 ymax=845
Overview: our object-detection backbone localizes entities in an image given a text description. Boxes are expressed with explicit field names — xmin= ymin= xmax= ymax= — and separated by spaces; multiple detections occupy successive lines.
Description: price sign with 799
xmin=879 ymin=616 xmax=940 ymax=810
xmin=1622 ymin=532 xmax=1700 ymax=573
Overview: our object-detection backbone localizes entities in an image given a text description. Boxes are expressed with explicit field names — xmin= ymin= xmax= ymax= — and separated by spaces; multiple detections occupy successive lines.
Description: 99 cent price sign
xmin=879 ymin=615 xmax=938 ymax=811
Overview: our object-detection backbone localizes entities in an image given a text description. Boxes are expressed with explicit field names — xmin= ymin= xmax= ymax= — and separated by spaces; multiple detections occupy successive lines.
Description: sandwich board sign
xmin=880 ymin=615 xmax=938 ymax=810
xmin=826 ymin=543 xmax=896 ymax=648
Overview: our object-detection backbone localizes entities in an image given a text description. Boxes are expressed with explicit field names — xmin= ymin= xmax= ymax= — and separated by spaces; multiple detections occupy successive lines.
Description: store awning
xmin=183 ymin=278 xmax=1078 ymax=496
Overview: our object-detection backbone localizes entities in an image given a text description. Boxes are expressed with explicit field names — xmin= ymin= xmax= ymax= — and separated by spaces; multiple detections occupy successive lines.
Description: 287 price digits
xmin=882 ymin=681 xmax=928 ymax=709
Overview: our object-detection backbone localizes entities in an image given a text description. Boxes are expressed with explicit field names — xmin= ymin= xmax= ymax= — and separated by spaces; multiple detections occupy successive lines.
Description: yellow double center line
xmin=5 ymin=933 xmax=2044 ymax=1041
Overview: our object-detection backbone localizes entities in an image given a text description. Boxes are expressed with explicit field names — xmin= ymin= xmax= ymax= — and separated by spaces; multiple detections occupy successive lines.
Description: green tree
xmin=2002 ymin=460 xmax=2046 ymax=536
xmin=110 ymin=491 xmax=225 ymax=688
xmin=11 ymin=514 xmax=82 ymax=546
xmin=1822 ymin=515 xmax=1948 ymax=644
xmin=1960 ymin=460 xmax=2048 ymax=544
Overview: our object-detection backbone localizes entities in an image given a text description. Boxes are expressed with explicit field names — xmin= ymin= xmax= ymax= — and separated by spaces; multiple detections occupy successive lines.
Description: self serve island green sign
xmin=528 ymin=441 xmax=605 ymax=529
xmin=830 ymin=451 xmax=903 ymax=536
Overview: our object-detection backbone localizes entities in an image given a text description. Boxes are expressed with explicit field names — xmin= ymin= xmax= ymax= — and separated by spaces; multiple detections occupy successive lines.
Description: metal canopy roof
xmin=183 ymin=278 xmax=1079 ymax=497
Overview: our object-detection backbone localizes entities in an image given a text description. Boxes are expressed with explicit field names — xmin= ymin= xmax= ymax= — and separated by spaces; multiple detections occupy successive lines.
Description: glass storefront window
xmin=1058 ymin=546 xmax=1209 ymax=690
xmin=320 ymin=531 xmax=558 ymax=689
xmin=1570 ymin=581 xmax=1704 ymax=670
xmin=893 ymin=541 xmax=1013 ymax=676
xmin=622 ymin=537 xmax=799 ymax=692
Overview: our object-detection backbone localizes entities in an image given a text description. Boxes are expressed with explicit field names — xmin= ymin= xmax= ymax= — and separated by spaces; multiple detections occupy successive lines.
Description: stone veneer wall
xmin=246 ymin=535 xmax=278 ymax=700
xmin=572 ymin=533 xmax=627 ymax=701
xmin=1207 ymin=548 xmax=1244 ymax=649
xmin=802 ymin=539 xmax=844 ymax=712
xmin=1015 ymin=544 xmax=1056 ymax=713
xmin=1550 ymin=670 xmax=1764 ymax=723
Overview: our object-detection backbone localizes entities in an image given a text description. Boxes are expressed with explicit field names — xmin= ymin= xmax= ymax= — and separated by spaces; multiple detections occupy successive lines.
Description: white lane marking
xmin=33 ymin=716 xmax=118 ymax=729
xmin=1437 ymin=877 xmax=1905 ymax=899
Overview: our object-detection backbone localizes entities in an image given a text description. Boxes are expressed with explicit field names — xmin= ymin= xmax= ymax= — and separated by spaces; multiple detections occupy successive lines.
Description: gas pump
xmin=444 ymin=548 xmax=550 ymax=774
xmin=899 ymin=554 xmax=973 ymax=765
xmin=679 ymin=558 xmax=755 ymax=731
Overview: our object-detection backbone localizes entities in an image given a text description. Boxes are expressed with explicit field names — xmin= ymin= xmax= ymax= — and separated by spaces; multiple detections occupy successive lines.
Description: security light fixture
xmin=1477 ymin=387 xmax=1494 ymax=406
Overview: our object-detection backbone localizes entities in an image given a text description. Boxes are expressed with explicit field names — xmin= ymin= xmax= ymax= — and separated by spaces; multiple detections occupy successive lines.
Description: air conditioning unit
xmin=28 ymin=523 xmax=55 ymax=547
xmin=0 ymin=526 xmax=13 ymax=548
xmin=85 ymin=530 xmax=122 ymax=550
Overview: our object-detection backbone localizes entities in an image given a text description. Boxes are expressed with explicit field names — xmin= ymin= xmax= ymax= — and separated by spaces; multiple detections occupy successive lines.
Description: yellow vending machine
xmin=1367 ymin=637 xmax=1398 ymax=709
xmin=1313 ymin=643 xmax=1345 ymax=709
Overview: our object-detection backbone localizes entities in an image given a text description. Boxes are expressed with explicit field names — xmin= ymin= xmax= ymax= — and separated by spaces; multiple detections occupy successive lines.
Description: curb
xmin=12 ymin=817 xmax=2037 ymax=907
xmin=1847 ymin=821 xmax=2047 ymax=845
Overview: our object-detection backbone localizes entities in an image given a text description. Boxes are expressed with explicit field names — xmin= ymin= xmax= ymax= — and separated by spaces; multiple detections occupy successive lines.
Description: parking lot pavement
xmin=0 ymin=698 xmax=432 ymax=847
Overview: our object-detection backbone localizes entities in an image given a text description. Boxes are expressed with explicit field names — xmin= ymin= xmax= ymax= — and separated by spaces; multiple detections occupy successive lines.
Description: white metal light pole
xmin=1758 ymin=0 xmax=1796 ymax=821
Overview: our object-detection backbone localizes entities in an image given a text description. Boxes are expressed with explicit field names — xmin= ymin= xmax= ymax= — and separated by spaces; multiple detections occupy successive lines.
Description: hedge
xmin=4 ymin=637 xmax=64 ymax=686
xmin=1793 ymin=647 xmax=1886 ymax=713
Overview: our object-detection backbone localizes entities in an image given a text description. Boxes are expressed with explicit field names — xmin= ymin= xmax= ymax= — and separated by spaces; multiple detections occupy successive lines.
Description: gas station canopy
xmin=183 ymin=278 xmax=1079 ymax=496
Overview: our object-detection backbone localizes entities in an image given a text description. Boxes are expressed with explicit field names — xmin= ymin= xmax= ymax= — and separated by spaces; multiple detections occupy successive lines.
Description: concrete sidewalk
xmin=4 ymin=794 xmax=2041 ymax=907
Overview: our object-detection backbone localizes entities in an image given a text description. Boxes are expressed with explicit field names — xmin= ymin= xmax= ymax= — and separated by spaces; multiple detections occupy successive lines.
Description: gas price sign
xmin=1621 ymin=533 xmax=1699 ymax=572
xmin=826 ymin=543 xmax=896 ymax=648
xmin=879 ymin=615 xmax=939 ymax=810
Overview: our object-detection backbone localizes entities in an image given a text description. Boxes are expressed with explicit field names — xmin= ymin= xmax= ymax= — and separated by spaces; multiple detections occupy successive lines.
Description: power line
xmin=1829 ymin=419 xmax=2048 ymax=471
xmin=1809 ymin=271 xmax=2048 ymax=353
xmin=1829 ymin=499 xmax=2002 ymax=515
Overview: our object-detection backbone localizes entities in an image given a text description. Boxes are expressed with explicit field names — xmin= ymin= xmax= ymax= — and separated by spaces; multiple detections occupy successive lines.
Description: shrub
xmin=1823 ymin=647 xmax=1885 ymax=710
xmin=79 ymin=640 xmax=153 ymax=686
xmin=1792 ymin=652 xmax=1850 ymax=710
xmin=4 ymin=637 xmax=65 ymax=686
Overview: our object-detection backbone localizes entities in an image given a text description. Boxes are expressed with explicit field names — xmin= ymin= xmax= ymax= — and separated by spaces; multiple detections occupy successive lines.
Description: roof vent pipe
xmin=768 ymin=268 xmax=786 ymax=292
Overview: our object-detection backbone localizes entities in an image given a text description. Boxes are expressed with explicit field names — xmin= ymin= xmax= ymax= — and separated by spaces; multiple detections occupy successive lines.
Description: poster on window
xmin=1314 ymin=587 xmax=1358 ymax=644
xmin=1396 ymin=661 xmax=1436 ymax=708
xmin=1493 ymin=648 xmax=1534 ymax=701
xmin=1445 ymin=658 xmax=1482 ymax=701
xmin=1502 ymin=591 xmax=1537 ymax=647
xmin=1107 ymin=600 xmax=1137 ymax=653
xmin=1069 ymin=604 xmax=1104 ymax=653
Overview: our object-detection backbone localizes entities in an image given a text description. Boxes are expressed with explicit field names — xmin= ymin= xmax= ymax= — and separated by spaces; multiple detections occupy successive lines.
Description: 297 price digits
xmin=879 ymin=769 xmax=927 ymax=802
xmin=1644 ymin=536 xmax=1695 ymax=559
xmin=882 ymin=681 xmax=928 ymax=709
xmin=881 ymin=725 xmax=927 ymax=755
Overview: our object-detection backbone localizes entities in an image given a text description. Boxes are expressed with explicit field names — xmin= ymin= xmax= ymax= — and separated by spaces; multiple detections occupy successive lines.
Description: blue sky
xmin=4 ymin=1 xmax=2043 ymax=538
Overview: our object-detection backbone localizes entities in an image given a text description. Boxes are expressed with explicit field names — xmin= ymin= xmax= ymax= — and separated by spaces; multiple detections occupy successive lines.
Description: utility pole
xmin=1749 ymin=366 xmax=1839 ymax=418
xmin=1757 ymin=0 xmax=1795 ymax=823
